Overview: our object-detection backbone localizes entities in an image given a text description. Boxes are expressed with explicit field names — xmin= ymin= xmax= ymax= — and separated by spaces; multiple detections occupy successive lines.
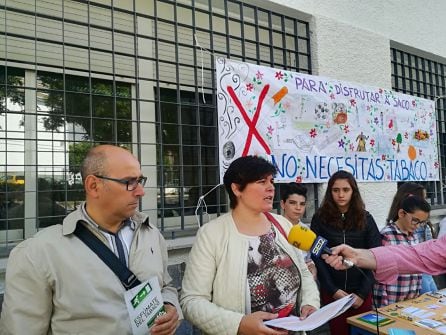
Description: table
xmin=348 ymin=311 xmax=433 ymax=335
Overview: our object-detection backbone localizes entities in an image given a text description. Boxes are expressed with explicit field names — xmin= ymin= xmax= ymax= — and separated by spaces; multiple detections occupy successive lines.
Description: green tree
xmin=396 ymin=133 xmax=403 ymax=153
xmin=68 ymin=142 xmax=94 ymax=175
xmin=0 ymin=68 xmax=25 ymax=128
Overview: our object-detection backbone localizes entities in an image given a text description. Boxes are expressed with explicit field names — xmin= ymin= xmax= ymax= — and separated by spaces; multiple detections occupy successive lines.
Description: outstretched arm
xmin=322 ymin=244 xmax=376 ymax=271
xmin=323 ymin=236 xmax=446 ymax=284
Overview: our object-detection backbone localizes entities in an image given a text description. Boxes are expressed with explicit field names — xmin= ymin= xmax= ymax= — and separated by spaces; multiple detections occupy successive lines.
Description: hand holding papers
xmin=264 ymin=294 xmax=355 ymax=332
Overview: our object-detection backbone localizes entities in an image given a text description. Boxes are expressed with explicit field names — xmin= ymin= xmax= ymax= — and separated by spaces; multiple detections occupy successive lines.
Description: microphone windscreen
xmin=287 ymin=224 xmax=316 ymax=251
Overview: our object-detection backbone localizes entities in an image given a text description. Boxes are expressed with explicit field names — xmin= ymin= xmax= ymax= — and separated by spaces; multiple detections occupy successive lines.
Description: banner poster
xmin=216 ymin=57 xmax=439 ymax=183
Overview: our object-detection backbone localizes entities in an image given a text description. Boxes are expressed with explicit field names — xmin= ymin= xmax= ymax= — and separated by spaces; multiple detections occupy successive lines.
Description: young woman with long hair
xmin=311 ymin=170 xmax=381 ymax=335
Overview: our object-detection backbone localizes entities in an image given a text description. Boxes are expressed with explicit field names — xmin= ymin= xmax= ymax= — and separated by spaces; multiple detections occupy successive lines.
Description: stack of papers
xmin=264 ymin=294 xmax=355 ymax=331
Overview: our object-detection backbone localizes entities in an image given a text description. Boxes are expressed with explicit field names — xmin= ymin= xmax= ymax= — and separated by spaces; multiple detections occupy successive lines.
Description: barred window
xmin=391 ymin=47 xmax=446 ymax=205
xmin=0 ymin=0 xmax=312 ymax=252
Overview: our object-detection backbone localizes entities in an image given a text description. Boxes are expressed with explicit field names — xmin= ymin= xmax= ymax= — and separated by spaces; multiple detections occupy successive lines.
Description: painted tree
xmin=396 ymin=133 xmax=403 ymax=153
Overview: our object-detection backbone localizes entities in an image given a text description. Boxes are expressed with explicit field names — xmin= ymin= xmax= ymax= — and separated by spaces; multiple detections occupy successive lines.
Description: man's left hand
xmin=150 ymin=303 xmax=179 ymax=335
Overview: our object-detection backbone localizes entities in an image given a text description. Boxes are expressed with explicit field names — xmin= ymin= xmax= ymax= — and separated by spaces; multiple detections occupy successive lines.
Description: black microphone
xmin=287 ymin=224 xmax=354 ymax=268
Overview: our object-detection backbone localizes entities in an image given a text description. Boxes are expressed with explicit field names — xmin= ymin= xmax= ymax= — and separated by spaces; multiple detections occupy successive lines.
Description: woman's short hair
xmin=223 ymin=155 xmax=277 ymax=209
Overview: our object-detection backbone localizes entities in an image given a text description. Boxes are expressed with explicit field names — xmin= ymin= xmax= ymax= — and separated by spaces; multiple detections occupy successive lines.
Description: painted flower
xmin=412 ymin=100 xmax=416 ymax=107
xmin=382 ymin=154 xmax=386 ymax=161
xmin=350 ymin=99 xmax=356 ymax=107
xmin=434 ymin=162 xmax=439 ymax=169
xmin=349 ymin=143 xmax=355 ymax=151
xmin=338 ymin=139 xmax=345 ymax=148
xmin=267 ymin=125 xmax=274 ymax=135
xmin=295 ymin=176 xmax=302 ymax=183
xmin=370 ymin=139 xmax=375 ymax=147
xmin=309 ymin=128 xmax=317 ymax=138
xmin=379 ymin=88 xmax=383 ymax=94
xmin=246 ymin=83 xmax=254 ymax=91
xmin=256 ymin=70 xmax=264 ymax=80
xmin=374 ymin=117 xmax=379 ymax=125
xmin=404 ymin=132 xmax=409 ymax=139
xmin=275 ymin=71 xmax=284 ymax=80
xmin=419 ymin=149 xmax=423 ymax=156
xmin=330 ymin=93 xmax=335 ymax=100
xmin=344 ymin=125 xmax=349 ymax=133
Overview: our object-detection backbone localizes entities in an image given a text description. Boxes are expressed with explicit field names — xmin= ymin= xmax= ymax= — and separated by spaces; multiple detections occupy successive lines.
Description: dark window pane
xmin=202 ymin=166 xmax=218 ymax=185
xmin=66 ymin=92 xmax=90 ymax=117
xmin=200 ymin=126 xmax=216 ymax=145
xmin=181 ymin=105 xmax=197 ymax=125
xmin=37 ymin=191 xmax=67 ymax=228
xmin=201 ymin=146 xmax=217 ymax=165
xmin=116 ymin=82 xmax=131 ymax=98
xmin=116 ymin=98 xmax=132 ymax=119
xmin=180 ymin=90 xmax=196 ymax=104
xmin=183 ymin=166 xmax=199 ymax=186
xmin=92 ymin=78 xmax=113 ymax=96
xmin=6 ymin=67 xmax=25 ymax=87
xmin=117 ymin=120 xmax=132 ymax=142
xmin=93 ymin=95 xmax=113 ymax=118
xmin=160 ymin=102 xmax=178 ymax=123
xmin=66 ymin=75 xmax=89 ymax=93
xmin=162 ymin=124 xmax=179 ymax=144
xmin=159 ymin=88 xmax=177 ymax=102
xmin=200 ymin=106 xmax=216 ymax=126
xmin=93 ymin=118 xmax=114 ymax=142
xmin=182 ymin=146 xmax=199 ymax=165
xmin=182 ymin=125 xmax=198 ymax=145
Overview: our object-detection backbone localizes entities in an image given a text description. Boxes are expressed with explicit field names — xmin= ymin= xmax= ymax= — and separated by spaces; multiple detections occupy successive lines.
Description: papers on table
xmin=264 ymin=294 xmax=355 ymax=331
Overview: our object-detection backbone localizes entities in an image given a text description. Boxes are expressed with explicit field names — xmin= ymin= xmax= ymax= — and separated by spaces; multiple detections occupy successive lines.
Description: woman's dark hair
xmin=317 ymin=170 xmax=365 ymax=230
xmin=281 ymin=182 xmax=307 ymax=202
xmin=399 ymin=195 xmax=431 ymax=215
xmin=387 ymin=182 xmax=426 ymax=224
xmin=223 ymin=155 xmax=277 ymax=209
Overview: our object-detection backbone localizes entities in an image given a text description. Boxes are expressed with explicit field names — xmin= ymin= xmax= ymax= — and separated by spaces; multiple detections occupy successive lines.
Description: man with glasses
xmin=0 ymin=145 xmax=182 ymax=335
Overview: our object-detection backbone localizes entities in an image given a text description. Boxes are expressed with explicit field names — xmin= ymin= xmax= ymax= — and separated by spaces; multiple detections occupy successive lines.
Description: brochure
xmin=388 ymin=328 xmax=416 ymax=335
xmin=264 ymin=294 xmax=355 ymax=331
xmin=358 ymin=312 xmax=394 ymax=326
xmin=124 ymin=277 xmax=166 ymax=335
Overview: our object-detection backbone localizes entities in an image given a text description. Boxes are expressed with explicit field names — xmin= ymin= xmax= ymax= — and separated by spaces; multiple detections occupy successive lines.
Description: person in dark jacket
xmin=311 ymin=170 xmax=381 ymax=335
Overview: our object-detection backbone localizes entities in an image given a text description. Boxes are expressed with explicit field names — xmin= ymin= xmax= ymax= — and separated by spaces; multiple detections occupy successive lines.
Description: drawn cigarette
xmin=272 ymin=86 xmax=288 ymax=105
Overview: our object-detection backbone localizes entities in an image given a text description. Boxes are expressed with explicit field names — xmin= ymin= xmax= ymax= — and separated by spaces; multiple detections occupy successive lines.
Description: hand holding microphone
xmin=287 ymin=224 xmax=354 ymax=268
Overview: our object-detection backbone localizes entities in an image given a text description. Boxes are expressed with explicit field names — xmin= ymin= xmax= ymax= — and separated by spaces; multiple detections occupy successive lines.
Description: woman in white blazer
xmin=180 ymin=156 xmax=320 ymax=335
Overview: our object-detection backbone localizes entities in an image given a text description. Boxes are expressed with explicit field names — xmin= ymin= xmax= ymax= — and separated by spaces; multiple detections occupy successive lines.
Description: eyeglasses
xmin=94 ymin=175 xmax=147 ymax=191
xmin=404 ymin=211 xmax=428 ymax=227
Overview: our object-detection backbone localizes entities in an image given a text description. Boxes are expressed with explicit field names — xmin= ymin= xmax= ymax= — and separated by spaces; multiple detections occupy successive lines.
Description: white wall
xmin=266 ymin=0 xmax=446 ymax=60
xmin=252 ymin=0 xmax=446 ymax=227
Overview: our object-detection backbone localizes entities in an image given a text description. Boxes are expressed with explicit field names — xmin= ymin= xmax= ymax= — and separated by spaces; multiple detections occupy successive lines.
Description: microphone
xmin=287 ymin=224 xmax=354 ymax=268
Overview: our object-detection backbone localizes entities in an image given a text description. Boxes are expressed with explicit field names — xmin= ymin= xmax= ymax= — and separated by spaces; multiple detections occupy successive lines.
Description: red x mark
xmin=227 ymin=85 xmax=271 ymax=156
